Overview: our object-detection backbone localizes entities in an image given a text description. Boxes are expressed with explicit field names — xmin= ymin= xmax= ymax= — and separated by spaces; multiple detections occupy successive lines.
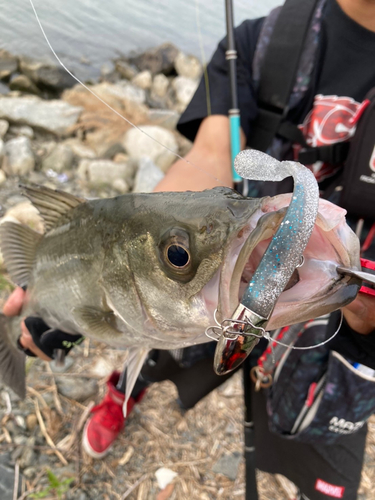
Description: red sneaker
xmin=82 ymin=371 xmax=146 ymax=458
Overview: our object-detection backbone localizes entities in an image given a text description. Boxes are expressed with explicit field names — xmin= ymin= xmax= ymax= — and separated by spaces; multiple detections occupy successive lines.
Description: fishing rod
xmin=225 ymin=0 xmax=245 ymax=195
xmin=224 ymin=2 xmax=257 ymax=499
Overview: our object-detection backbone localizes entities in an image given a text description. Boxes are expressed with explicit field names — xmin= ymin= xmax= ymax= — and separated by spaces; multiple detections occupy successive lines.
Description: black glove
xmin=17 ymin=317 xmax=84 ymax=359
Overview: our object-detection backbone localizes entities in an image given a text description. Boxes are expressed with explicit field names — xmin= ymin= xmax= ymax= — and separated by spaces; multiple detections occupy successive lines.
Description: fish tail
xmin=0 ymin=314 xmax=26 ymax=399
xmin=0 ymin=221 xmax=43 ymax=288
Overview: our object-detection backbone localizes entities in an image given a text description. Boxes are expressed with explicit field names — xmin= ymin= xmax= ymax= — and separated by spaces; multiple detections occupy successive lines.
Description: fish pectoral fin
xmin=72 ymin=307 xmax=122 ymax=340
xmin=123 ymin=347 xmax=149 ymax=417
xmin=21 ymin=184 xmax=85 ymax=232
xmin=0 ymin=222 xmax=43 ymax=288
xmin=0 ymin=315 xmax=26 ymax=399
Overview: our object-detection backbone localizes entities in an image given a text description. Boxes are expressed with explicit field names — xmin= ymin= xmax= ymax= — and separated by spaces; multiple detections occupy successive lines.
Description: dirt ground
xmin=1 ymin=339 xmax=375 ymax=500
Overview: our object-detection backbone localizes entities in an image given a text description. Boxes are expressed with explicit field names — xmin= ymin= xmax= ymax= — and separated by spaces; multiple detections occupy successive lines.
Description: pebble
xmin=151 ymin=74 xmax=169 ymax=98
xmin=132 ymin=70 xmax=152 ymax=90
xmin=133 ymin=157 xmax=165 ymax=193
xmin=175 ymin=51 xmax=202 ymax=80
xmin=123 ymin=125 xmax=178 ymax=172
xmin=77 ymin=158 xmax=134 ymax=189
xmin=172 ymin=76 xmax=199 ymax=109
xmin=41 ymin=143 xmax=74 ymax=173
xmin=9 ymin=125 xmax=34 ymax=139
xmin=26 ymin=413 xmax=38 ymax=431
xmin=56 ymin=377 xmax=98 ymax=402
xmin=212 ymin=451 xmax=242 ymax=481
xmin=0 ymin=96 xmax=83 ymax=136
xmin=0 ymin=170 xmax=6 ymax=185
xmin=0 ymin=119 xmax=9 ymax=138
xmin=3 ymin=136 xmax=35 ymax=176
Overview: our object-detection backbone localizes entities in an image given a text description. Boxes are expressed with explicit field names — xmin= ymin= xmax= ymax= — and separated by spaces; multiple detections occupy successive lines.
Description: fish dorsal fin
xmin=21 ymin=184 xmax=85 ymax=232
xmin=0 ymin=221 xmax=43 ymax=287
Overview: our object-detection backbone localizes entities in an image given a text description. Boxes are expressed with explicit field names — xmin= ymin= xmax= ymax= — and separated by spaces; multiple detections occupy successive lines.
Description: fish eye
xmin=166 ymin=244 xmax=190 ymax=268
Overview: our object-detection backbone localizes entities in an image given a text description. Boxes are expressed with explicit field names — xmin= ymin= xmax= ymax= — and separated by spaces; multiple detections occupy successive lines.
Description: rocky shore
xmin=0 ymin=42 xmax=202 ymax=223
xmin=1 ymin=43 xmax=375 ymax=500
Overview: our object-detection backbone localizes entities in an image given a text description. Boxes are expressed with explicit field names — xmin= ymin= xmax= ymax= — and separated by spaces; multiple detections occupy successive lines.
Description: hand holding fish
xmin=343 ymin=294 xmax=375 ymax=335
xmin=3 ymin=287 xmax=51 ymax=361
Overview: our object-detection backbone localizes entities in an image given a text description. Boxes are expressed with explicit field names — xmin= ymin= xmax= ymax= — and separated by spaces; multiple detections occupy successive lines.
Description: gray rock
xmin=0 ymin=463 xmax=22 ymax=500
xmin=130 ymin=43 xmax=179 ymax=75
xmin=63 ymin=139 xmax=96 ymax=159
xmin=93 ymin=80 xmax=146 ymax=105
xmin=0 ymin=96 xmax=82 ymax=136
xmin=0 ymin=50 xmax=18 ymax=80
xmin=3 ymin=136 xmax=35 ymax=176
xmin=101 ymin=142 xmax=126 ymax=160
xmin=56 ymin=377 xmax=98 ymax=402
xmin=0 ymin=170 xmax=6 ymax=185
xmin=19 ymin=437 xmax=36 ymax=469
xmin=41 ymin=143 xmax=74 ymax=173
xmin=175 ymin=52 xmax=202 ymax=80
xmin=9 ymin=125 xmax=34 ymax=139
xmin=115 ymin=60 xmax=138 ymax=80
xmin=172 ymin=76 xmax=199 ymax=109
xmin=23 ymin=466 xmax=37 ymax=479
xmin=132 ymin=70 xmax=152 ymax=90
xmin=77 ymin=158 xmax=134 ymax=189
xmin=148 ymin=109 xmax=180 ymax=131
xmin=123 ymin=125 xmax=178 ymax=172
xmin=212 ymin=452 xmax=242 ymax=481
xmin=133 ymin=157 xmax=164 ymax=193
xmin=9 ymin=74 xmax=42 ymax=96
xmin=151 ymin=74 xmax=170 ymax=98
xmin=19 ymin=56 xmax=76 ymax=91
xmin=100 ymin=61 xmax=115 ymax=79
xmin=0 ymin=119 xmax=9 ymax=138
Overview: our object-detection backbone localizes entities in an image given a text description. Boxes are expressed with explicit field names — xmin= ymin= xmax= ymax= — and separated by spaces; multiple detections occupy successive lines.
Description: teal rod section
xmin=230 ymin=114 xmax=242 ymax=182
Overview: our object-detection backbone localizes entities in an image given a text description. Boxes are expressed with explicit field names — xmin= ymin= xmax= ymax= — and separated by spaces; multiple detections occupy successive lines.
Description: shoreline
xmin=0 ymin=43 xmax=203 ymax=219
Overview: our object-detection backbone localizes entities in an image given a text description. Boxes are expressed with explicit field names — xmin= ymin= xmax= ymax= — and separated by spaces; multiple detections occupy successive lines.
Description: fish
xmin=0 ymin=153 xmax=361 ymax=402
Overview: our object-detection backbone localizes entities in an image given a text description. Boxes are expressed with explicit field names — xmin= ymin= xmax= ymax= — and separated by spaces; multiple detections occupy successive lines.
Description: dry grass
xmin=2 ymin=340 xmax=375 ymax=500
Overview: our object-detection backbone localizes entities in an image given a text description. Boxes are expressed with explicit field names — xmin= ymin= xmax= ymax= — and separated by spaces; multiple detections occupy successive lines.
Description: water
xmin=0 ymin=0 xmax=280 ymax=79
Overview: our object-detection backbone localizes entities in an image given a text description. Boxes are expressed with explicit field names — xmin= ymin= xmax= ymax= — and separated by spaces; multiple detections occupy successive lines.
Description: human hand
xmin=3 ymin=288 xmax=84 ymax=360
xmin=343 ymin=293 xmax=375 ymax=335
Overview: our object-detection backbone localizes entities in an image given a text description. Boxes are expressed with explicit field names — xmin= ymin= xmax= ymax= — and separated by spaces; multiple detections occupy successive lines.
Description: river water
xmin=0 ymin=0 xmax=280 ymax=79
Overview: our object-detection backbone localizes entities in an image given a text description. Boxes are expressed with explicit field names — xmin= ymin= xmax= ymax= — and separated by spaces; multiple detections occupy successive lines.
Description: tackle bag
xmin=265 ymin=320 xmax=375 ymax=445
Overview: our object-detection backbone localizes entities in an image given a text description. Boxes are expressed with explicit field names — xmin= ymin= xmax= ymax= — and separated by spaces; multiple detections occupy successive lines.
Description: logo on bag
xmin=328 ymin=416 xmax=365 ymax=434
xmin=315 ymin=479 xmax=345 ymax=498
xmin=370 ymin=144 xmax=375 ymax=172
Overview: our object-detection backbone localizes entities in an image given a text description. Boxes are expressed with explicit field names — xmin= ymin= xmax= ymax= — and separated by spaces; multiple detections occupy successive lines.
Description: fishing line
xmin=262 ymin=311 xmax=343 ymax=350
xmin=195 ymin=0 xmax=211 ymax=116
xmin=207 ymin=309 xmax=343 ymax=351
xmin=28 ymin=0 xmax=223 ymax=185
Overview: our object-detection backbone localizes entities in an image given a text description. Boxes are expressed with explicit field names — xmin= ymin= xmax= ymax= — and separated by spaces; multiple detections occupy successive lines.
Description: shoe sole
xmin=82 ymin=421 xmax=112 ymax=459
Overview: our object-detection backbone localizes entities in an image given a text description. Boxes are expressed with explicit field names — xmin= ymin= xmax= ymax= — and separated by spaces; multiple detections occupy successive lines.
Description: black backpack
xmin=249 ymin=0 xmax=375 ymax=220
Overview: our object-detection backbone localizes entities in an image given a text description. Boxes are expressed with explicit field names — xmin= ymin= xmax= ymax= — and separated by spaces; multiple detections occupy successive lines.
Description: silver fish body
xmin=0 ymin=179 xmax=361 ymax=399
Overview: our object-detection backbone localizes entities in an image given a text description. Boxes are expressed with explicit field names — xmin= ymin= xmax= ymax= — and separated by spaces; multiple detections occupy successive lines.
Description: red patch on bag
xmin=315 ymin=479 xmax=345 ymax=498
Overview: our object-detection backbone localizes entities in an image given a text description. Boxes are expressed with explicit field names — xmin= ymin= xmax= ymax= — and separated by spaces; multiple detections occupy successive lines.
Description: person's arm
xmin=155 ymin=115 xmax=246 ymax=192
xmin=343 ymin=294 xmax=375 ymax=334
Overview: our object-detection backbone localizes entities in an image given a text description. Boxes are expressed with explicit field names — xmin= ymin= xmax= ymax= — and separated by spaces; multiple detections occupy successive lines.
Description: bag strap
xmin=249 ymin=0 xmax=321 ymax=153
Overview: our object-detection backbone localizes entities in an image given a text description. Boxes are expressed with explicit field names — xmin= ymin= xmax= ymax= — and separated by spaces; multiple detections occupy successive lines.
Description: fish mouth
xmin=217 ymin=195 xmax=361 ymax=330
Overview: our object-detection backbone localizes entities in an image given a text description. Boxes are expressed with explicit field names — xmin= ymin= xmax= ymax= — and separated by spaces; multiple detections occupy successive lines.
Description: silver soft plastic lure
xmin=214 ymin=150 xmax=320 ymax=374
